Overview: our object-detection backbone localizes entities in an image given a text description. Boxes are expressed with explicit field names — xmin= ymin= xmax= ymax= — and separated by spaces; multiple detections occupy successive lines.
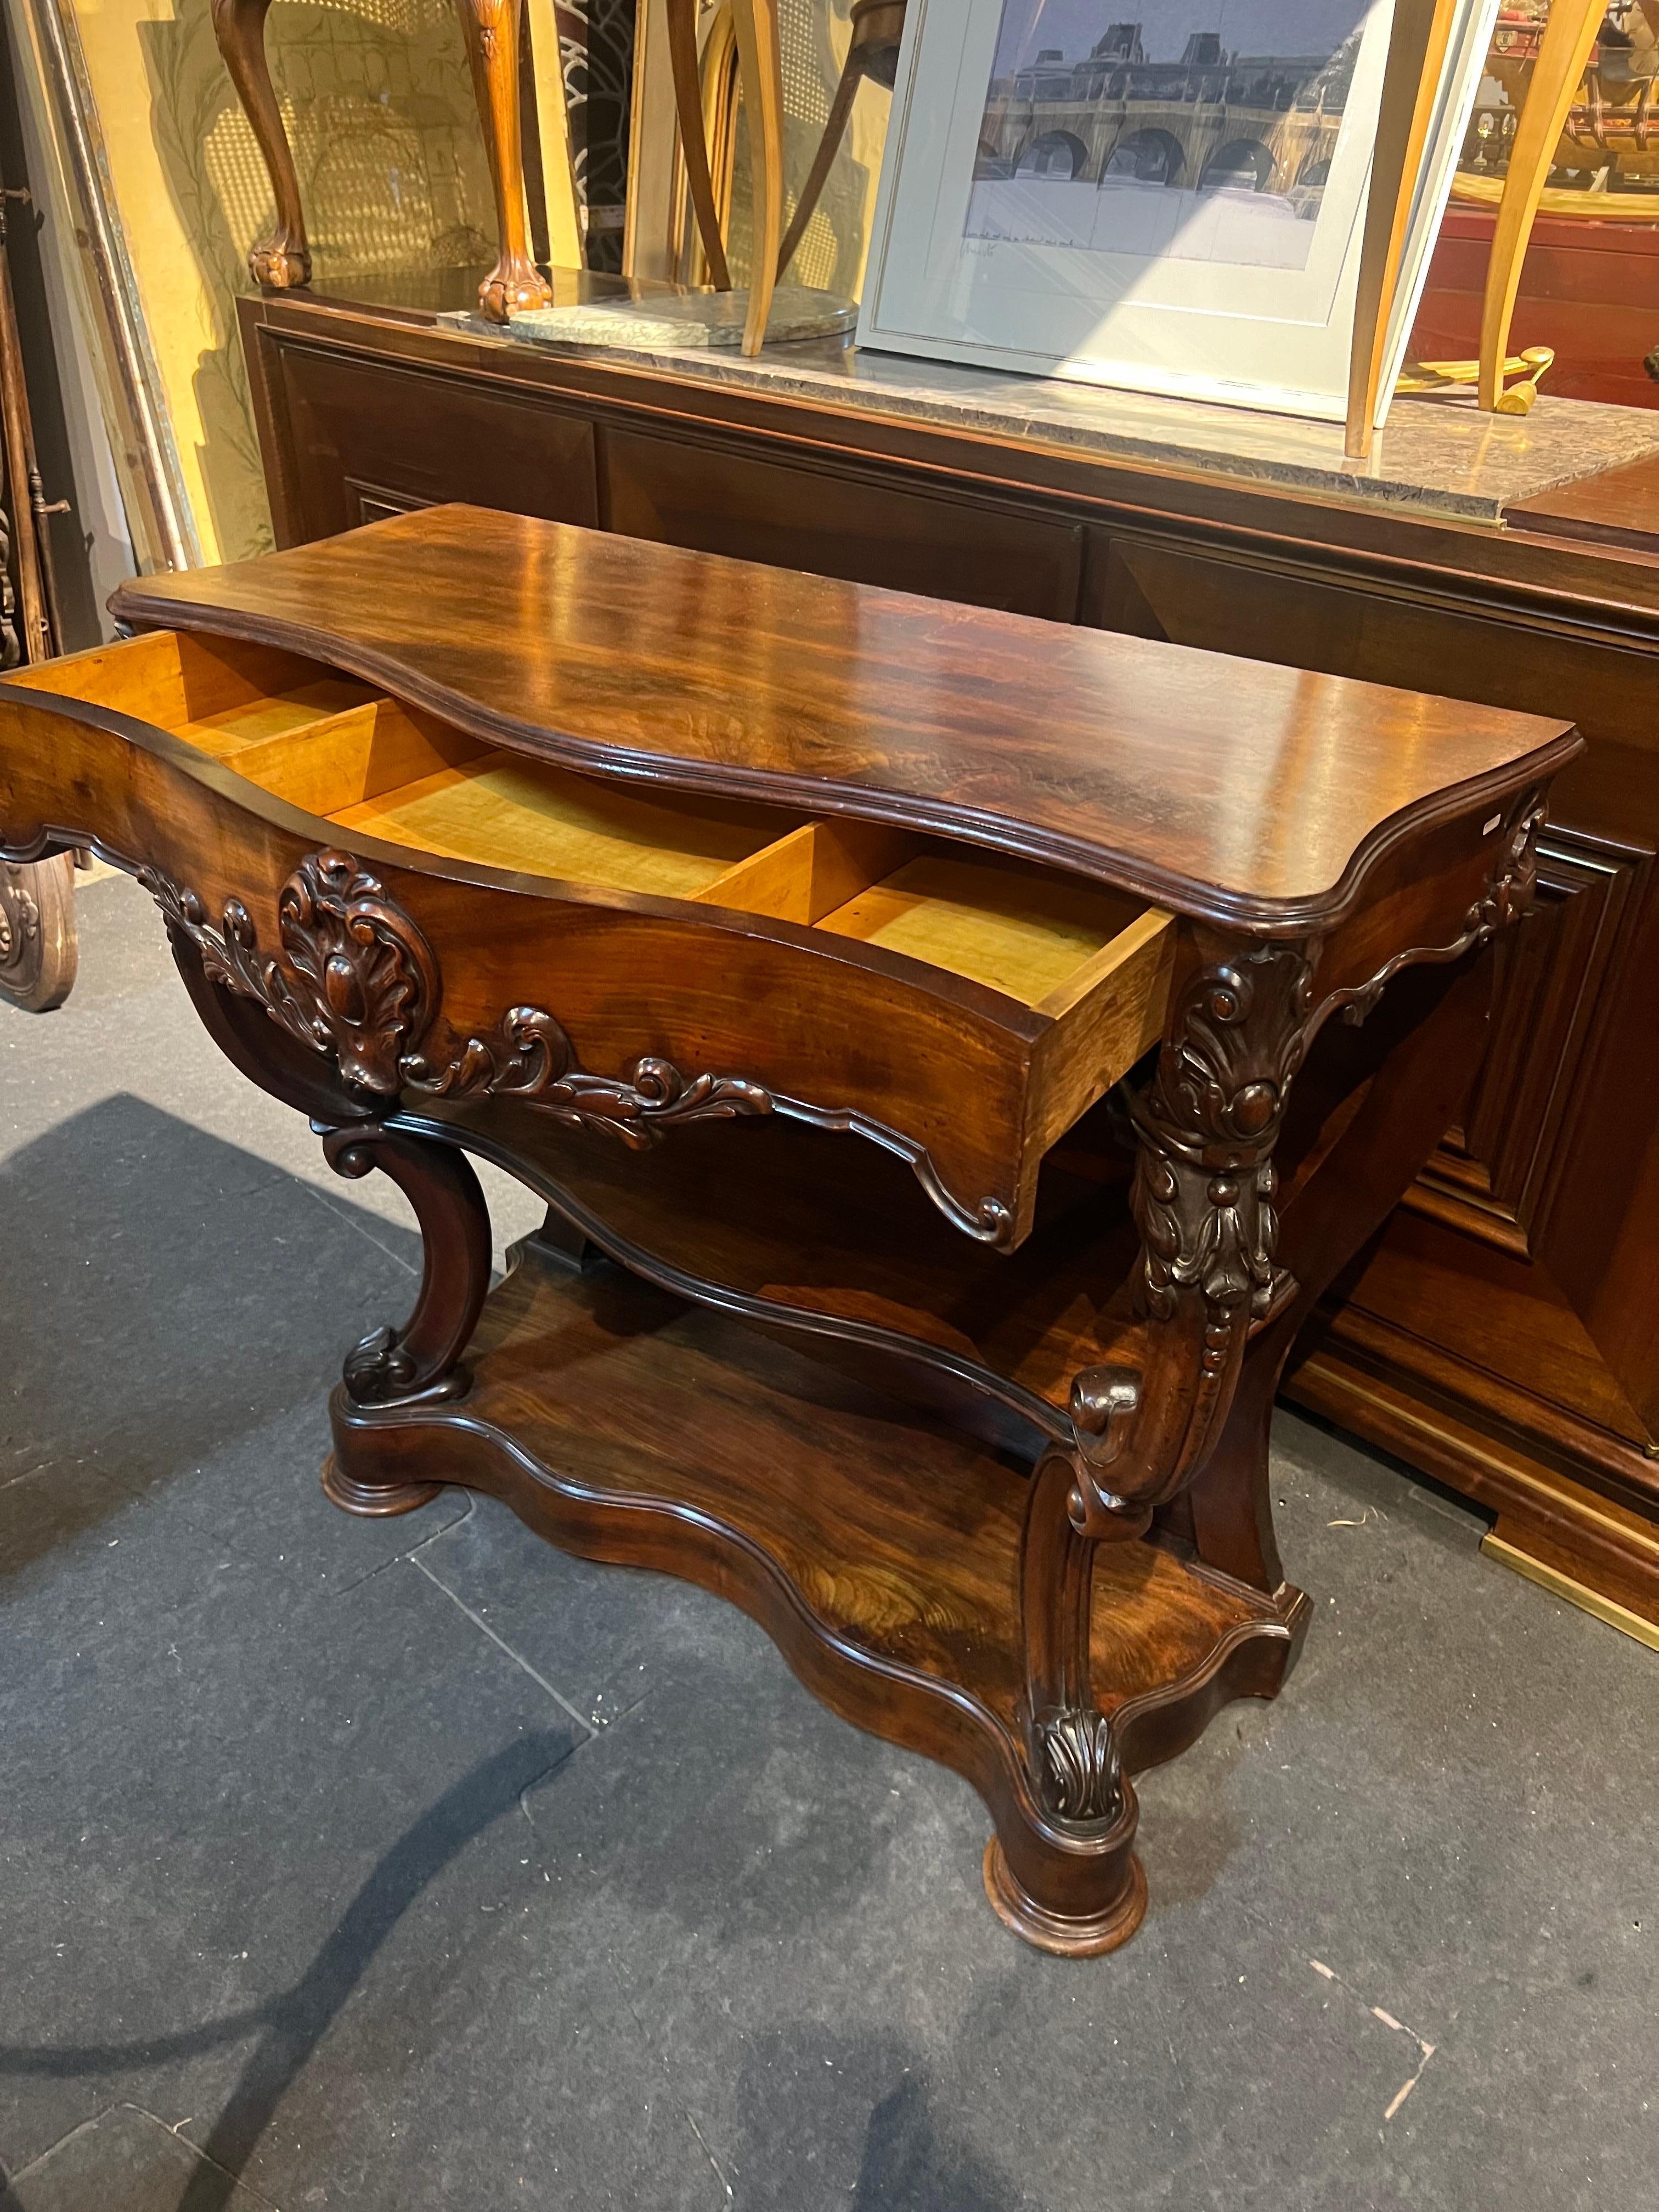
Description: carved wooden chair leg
xmin=666 ymin=0 xmax=732 ymax=290
xmin=321 ymin=1124 xmax=493 ymax=1515
xmin=729 ymin=0 xmax=785 ymax=354
xmin=210 ymin=0 xmax=311 ymax=289
xmin=985 ymin=1440 xmax=1147 ymax=1957
xmin=776 ymin=47 xmax=861 ymax=279
xmin=456 ymin=0 xmax=555 ymax=324
xmin=0 ymin=852 xmax=76 ymax=1012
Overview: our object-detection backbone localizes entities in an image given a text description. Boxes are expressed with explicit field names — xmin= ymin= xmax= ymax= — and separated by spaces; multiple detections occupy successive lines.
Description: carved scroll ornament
xmin=140 ymin=849 xmax=1010 ymax=1240
xmin=0 ymin=860 xmax=40 ymax=980
xmin=1064 ymin=787 xmax=1548 ymax=1539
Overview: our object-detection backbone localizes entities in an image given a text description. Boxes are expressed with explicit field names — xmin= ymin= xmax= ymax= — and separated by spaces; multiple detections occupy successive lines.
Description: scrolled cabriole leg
xmin=984 ymin=1445 xmax=1147 ymax=1958
xmin=210 ymin=0 xmax=312 ymax=289
xmin=991 ymin=938 xmax=1317 ymax=1954
xmin=320 ymin=1124 xmax=493 ymax=1516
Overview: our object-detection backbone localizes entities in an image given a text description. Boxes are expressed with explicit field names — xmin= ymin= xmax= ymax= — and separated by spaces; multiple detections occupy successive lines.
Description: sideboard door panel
xmin=603 ymin=428 xmax=1085 ymax=619
xmin=1083 ymin=528 xmax=1659 ymax=1449
xmin=257 ymin=342 xmax=600 ymax=542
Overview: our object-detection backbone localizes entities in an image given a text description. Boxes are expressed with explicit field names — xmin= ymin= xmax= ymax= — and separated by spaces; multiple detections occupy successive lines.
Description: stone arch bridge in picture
xmin=975 ymin=18 xmax=1357 ymax=202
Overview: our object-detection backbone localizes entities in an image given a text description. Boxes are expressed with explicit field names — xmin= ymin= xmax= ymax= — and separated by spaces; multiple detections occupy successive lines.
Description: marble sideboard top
xmin=438 ymin=305 xmax=1659 ymax=527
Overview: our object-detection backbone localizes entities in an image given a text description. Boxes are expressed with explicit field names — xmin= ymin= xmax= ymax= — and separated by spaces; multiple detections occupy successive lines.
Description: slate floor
xmin=1 ymin=871 xmax=1655 ymax=2212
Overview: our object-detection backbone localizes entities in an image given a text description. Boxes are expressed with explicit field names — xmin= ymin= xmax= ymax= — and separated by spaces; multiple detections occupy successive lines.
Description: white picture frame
xmin=857 ymin=0 xmax=1499 ymax=424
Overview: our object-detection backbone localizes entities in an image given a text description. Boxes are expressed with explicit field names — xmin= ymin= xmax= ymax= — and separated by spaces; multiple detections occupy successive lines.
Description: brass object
xmin=1397 ymin=343 xmax=1557 ymax=414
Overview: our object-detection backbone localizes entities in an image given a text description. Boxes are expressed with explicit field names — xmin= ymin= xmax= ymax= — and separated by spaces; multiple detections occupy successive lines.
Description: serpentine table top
xmin=112 ymin=504 xmax=1570 ymax=935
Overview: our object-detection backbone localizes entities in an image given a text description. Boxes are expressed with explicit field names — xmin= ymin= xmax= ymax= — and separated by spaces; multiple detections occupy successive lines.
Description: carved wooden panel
xmin=264 ymin=342 xmax=600 ymax=542
xmin=1469 ymin=834 xmax=1642 ymax=1238
xmin=603 ymin=428 xmax=1086 ymax=619
xmin=1397 ymin=834 xmax=1640 ymax=1262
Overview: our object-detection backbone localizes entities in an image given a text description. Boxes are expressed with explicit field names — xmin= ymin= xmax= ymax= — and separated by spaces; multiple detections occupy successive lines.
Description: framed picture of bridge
xmin=858 ymin=0 xmax=1501 ymax=425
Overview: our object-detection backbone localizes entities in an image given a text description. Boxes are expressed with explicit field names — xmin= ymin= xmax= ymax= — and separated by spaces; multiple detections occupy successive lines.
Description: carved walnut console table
xmin=0 ymin=507 xmax=1576 ymax=1952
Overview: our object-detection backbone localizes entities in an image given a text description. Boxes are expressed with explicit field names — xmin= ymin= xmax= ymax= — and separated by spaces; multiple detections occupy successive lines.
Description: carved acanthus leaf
xmin=1032 ymin=1706 xmax=1124 ymax=1825
xmin=1129 ymin=940 xmax=1310 ymax=1342
xmin=403 ymin=1007 xmax=774 ymax=1148
xmin=140 ymin=849 xmax=436 ymax=1094
xmin=341 ymin=1321 xmax=419 ymax=1406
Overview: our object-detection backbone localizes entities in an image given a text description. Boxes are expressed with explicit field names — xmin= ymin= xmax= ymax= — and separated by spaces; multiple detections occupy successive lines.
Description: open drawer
xmin=4 ymin=629 xmax=1178 ymax=1240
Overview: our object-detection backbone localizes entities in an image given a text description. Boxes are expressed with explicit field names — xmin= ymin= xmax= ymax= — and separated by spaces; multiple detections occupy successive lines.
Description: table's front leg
xmin=153 ymin=856 xmax=494 ymax=1514
xmin=995 ymin=792 xmax=1547 ymax=1954
xmin=987 ymin=936 xmax=1314 ymax=1951
xmin=319 ymin=1125 xmax=492 ymax=1515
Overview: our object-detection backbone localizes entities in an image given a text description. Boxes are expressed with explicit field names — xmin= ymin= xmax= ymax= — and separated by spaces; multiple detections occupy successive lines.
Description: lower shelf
xmin=326 ymin=1235 xmax=1310 ymax=1953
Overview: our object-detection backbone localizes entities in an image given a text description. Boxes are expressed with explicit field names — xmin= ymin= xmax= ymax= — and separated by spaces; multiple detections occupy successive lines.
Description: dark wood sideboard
xmin=234 ymin=276 xmax=1659 ymax=1640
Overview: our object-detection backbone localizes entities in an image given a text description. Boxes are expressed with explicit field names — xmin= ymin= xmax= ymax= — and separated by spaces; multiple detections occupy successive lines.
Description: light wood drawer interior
xmin=16 ymin=629 xmax=1177 ymax=1122
xmin=8 ymin=629 xmax=377 ymax=756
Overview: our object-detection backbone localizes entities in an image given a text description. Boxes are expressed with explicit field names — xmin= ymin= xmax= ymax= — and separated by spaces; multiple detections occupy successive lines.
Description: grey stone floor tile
xmin=1 ymin=1468 xmax=580 ymax=2179
xmin=0 ymin=2104 xmax=275 ymax=2212
xmin=0 ymin=1091 xmax=420 ymax=1492
xmin=0 ymin=1380 xmax=725 ymax=2209
xmin=415 ymin=1489 xmax=758 ymax=1730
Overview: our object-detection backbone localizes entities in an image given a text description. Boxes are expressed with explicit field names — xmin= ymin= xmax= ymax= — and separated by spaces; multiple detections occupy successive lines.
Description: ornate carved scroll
xmin=138 ymin=849 xmax=1011 ymax=1243
xmin=1020 ymin=788 xmax=1548 ymax=1823
xmin=402 ymin=1003 xmax=774 ymax=1146
xmin=323 ymin=1125 xmax=492 ymax=1412
xmin=1312 ymin=789 xmax=1547 ymax=1034
xmin=140 ymin=851 xmax=436 ymax=1094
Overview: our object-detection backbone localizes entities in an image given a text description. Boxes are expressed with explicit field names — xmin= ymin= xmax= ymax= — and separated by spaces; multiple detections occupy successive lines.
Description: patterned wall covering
xmin=57 ymin=0 xmax=603 ymax=564
xmin=554 ymin=0 xmax=633 ymax=269
xmin=721 ymin=0 xmax=889 ymax=301
xmin=48 ymin=0 xmax=879 ymax=566
xmin=131 ymin=0 xmax=502 ymax=561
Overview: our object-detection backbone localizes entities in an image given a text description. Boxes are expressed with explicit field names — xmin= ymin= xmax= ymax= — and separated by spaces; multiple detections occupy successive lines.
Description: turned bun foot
xmin=321 ymin=1453 xmax=443 ymax=1519
xmin=982 ymin=1837 xmax=1148 ymax=1958
xmin=477 ymin=259 xmax=554 ymax=324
